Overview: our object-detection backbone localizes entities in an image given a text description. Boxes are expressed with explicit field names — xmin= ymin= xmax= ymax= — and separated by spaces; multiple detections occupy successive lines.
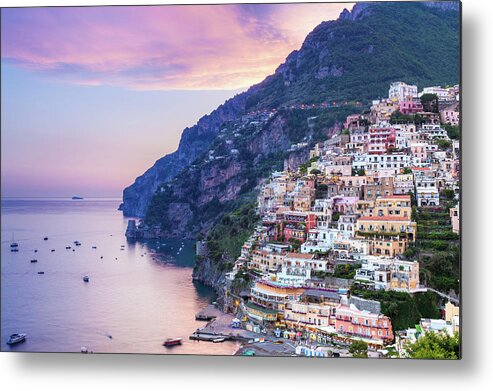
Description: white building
xmin=389 ymin=81 xmax=418 ymax=102
xmin=419 ymin=86 xmax=450 ymax=101
xmin=365 ymin=154 xmax=412 ymax=175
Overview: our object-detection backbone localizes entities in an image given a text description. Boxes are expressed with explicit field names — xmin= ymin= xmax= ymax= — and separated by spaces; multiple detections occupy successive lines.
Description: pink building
xmin=399 ymin=98 xmax=424 ymax=115
xmin=335 ymin=304 xmax=394 ymax=343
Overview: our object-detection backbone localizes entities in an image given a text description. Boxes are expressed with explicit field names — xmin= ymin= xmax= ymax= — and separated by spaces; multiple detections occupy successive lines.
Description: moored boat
xmin=6 ymin=333 xmax=27 ymax=345
xmin=163 ymin=337 xmax=182 ymax=347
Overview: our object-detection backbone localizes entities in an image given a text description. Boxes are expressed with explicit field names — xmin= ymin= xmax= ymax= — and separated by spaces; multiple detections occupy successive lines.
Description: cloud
xmin=1 ymin=3 xmax=352 ymax=90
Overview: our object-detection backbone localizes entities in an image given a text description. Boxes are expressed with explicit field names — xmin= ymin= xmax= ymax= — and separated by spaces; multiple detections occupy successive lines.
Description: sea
xmin=1 ymin=198 xmax=239 ymax=355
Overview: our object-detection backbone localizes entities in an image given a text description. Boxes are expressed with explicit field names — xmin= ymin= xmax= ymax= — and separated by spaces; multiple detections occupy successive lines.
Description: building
xmin=361 ymin=195 xmax=412 ymax=219
xmin=413 ymin=167 xmax=440 ymax=206
xmin=393 ymin=174 xmax=415 ymax=195
xmin=368 ymin=126 xmax=396 ymax=154
xmin=389 ymin=81 xmax=418 ymax=102
xmin=355 ymin=256 xmax=420 ymax=292
xmin=281 ymin=211 xmax=317 ymax=242
xmin=284 ymin=290 xmax=341 ymax=330
xmin=247 ymin=280 xmax=305 ymax=323
xmin=356 ymin=216 xmax=416 ymax=256
xmin=277 ymin=253 xmax=329 ymax=285
xmin=420 ymin=85 xmax=450 ymax=101
xmin=399 ymin=97 xmax=424 ymax=115
xmin=450 ymin=205 xmax=460 ymax=234
xmin=440 ymin=101 xmax=460 ymax=126
xmin=250 ymin=244 xmax=287 ymax=273
xmin=335 ymin=304 xmax=394 ymax=343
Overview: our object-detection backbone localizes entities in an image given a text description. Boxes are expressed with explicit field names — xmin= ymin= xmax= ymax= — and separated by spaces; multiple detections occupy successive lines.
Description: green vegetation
xmin=206 ymin=202 xmax=259 ymax=267
xmin=390 ymin=111 xmax=426 ymax=125
xmin=350 ymin=289 xmax=441 ymax=331
xmin=333 ymin=263 xmax=361 ymax=279
xmin=352 ymin=168 xmax=366 ymax=176
xmin=436 ymin=139 xmax=452 ymax=150
xmin=230 ymin=267 xmax=252 ymax=294
xmin=349 ymin=340 xmax=369 ymax=358
xmin=299 ymin=156 xmax=319 ymax=175
xmin=420 ymin=93 xmax=439 ymax=113
xmin=406 ymin=331 xmax=460 ymax=359
xmin=245 ymin=2 xmax=459 ymax=110
xmin=408 ymin=195 xmax=460 ymax=293
xmin=443 ymin=124 xmax=460 ymax=140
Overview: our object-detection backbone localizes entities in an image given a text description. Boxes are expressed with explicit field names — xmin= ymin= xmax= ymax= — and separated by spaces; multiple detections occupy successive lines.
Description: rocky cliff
xmin=122 ymin=92 xmax=249 ymax=217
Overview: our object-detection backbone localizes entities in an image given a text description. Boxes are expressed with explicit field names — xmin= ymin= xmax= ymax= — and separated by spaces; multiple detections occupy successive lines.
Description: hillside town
xmin=220 ymin=82 xmax=460 ymax=358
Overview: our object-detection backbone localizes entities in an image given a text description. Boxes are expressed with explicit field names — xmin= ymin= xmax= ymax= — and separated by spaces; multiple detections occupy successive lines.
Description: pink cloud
xmin=1 ymin=3 xmax=352 ymax=90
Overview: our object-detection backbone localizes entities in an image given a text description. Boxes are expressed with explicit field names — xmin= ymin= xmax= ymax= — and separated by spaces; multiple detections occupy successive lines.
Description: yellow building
xmin=360 ymin=195 xmax=412 ymax=219
xmin=250 ymin=249 xmax=285 ymax=273
xmin=356 ymin=216 xmax=416 ymax=256
xmin=284 ymin=290 xmax=341 ymax=330
xmin=445 ymin=301 xmax=460 ymax=323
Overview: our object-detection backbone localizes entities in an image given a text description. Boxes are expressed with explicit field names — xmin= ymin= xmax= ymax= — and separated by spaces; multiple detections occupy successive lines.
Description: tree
xmin=436 ymin=139 xmax=452 ymax=150
xmin=310 ymin=169 xmax=322 ymax=176
xmin=420 ymin=93 xmax=439 ymax=113
xmin=406 ymin=331 xmax=460 ymax=359
xmin=349 ymin=340 xmax=368 ymax=358
xmin=443 ymin=124 xmax=460 ymax=140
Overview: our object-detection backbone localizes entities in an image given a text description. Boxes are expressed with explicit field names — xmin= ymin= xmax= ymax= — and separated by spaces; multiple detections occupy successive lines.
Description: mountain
xmin=122 ymin=1 xmax=460 ymax=225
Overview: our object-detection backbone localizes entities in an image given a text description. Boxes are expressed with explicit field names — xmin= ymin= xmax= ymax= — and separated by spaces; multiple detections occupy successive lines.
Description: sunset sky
xmin=1 ymin=3 xmax=352 ymax=197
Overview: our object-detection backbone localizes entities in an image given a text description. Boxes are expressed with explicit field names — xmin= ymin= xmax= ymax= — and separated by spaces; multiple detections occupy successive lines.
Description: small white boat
xmin=7 ymin=333 xmax=26 ymax=345
xmin=212 ymin=338 xmax=226 ymax=343
xmin=80 ymin=346 xmax=88 ymax=353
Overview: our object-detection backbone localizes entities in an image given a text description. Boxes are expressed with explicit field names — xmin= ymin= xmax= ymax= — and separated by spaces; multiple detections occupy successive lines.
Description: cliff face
xmin=144 ymin=108 xmax=335 ymax=238
xmin=122 ymin=92 xmax=249 ymax=217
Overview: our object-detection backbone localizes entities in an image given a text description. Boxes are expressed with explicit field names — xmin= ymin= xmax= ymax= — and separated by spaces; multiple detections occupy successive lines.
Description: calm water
xmin=1 ymin=198 xmax=238 ymax=355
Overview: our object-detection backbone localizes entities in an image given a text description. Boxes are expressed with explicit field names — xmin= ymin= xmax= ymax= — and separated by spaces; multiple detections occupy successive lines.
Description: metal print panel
xmin=0 ymin=1 xmax=461 ymax=359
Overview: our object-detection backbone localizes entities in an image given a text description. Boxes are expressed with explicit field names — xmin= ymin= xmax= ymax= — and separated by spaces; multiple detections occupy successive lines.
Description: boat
xmin=51 ymin=249 xmax=55 ymax=252
xmin=6 ymin=333 xmax=27 ymax=345
xmin=163 ymin=338 xmax=182 ymax=347
xmin=212 ymin=338 xmax=225 ymax=343
xmin=10 ymin=233 xmax=19 ymax=248
xmin=74 ymin=241 xmax=81 ymax=246
xmin=83 ymin=275 xmax=89 ymax=282
xmin=43 ymin=237 xmax=48 ymax=241
xmin=72 ymin=196 xmax=84 ymax=200
xmin=66 ymin=246 xmax=72 ymax=249
xmin=80 ymin=346 xmax=88 ymax=353
xmin=11 ymin=248 xmax=19 ymax=252
xmin=37 ymin=271 xmax=44 ymax=275
xmin=92 ymin=246 xmax=97 ymax=249
xmin=30 ymin=259 xmax=38 ymax=263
